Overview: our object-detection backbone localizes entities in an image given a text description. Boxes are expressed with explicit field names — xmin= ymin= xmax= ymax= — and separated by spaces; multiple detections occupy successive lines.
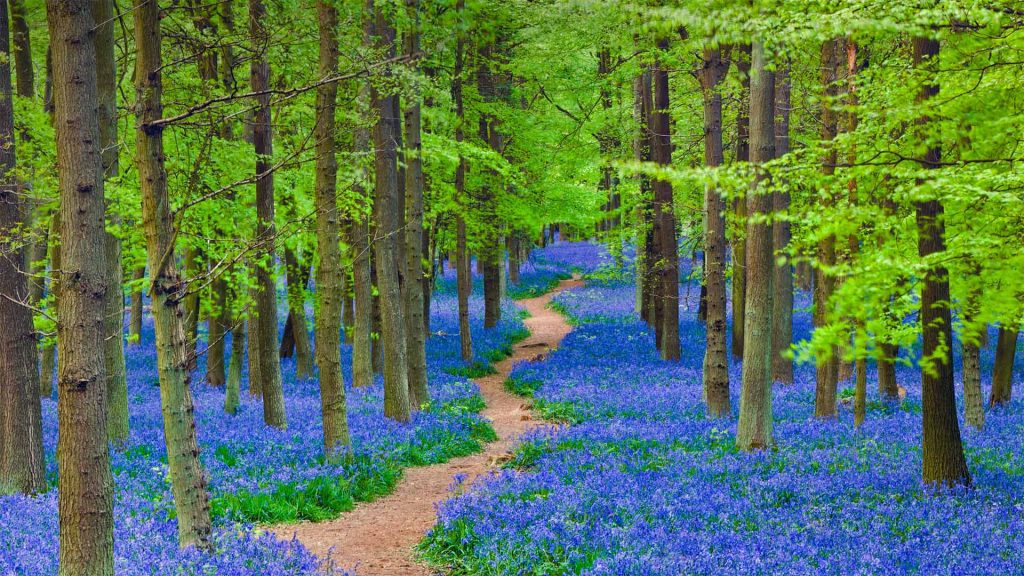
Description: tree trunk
xmin=453 ymin=1 xmax=473 ymax=363
xmin=313 ymin=0 xmax=351 ymax=463
xmin=39 ymin=213 xmax=58 ymax=398
xmin=962 ymin=268 xmax=985 ymax=429
xmin=369 ymin=0 xmax=410 ymax=422
xmin=133 ymin=0 xmax=214 ymax=546
xmin=0 ymin=0 xmax=44 ymax=494
xmin=814 ymin=38 xmax=842 ymax=419
xmin=771 ymin=62 xmax=793 ymax=385
xmin=350 ymin=195 xmax=374 ymax=388
xmin=46 ymin=1 xmax=115 ymax=571
xmin=129 ymin=266 xmax=145 ymax=345
xmin=736 ymin=42 xmax=775 ymax=452
xmin=731 ymin=44 xmax=751 ymax=361
xmin=283 ymin=248 xmax=313 ymax=379
xmin=990 ymin=327 xmax=1018 ymax=407
xmin=247 ymin=296 xmax=262 ymax=397
xmin=634 ymin=70 xmax=652 ymax=323
xmin=699 ymin=46 xmax=730 ymax=418
xmin=651 ymin=40 xmax=679 ymax=362
xmin=225 ymin=319 xmax=243 ymax=415
xmin=183 ymin=245 xmax=202 ymax=371
xmin=913 ymin=36 xmax=970 ymax=488
xmin=205 ymin=275 xmax=228 ymax=386
xmin=249 ymin=0 xmax=285 ymax=428
xmin=403 ymin=0 xmax=428 ymax=408
xmin=878 ymin=343 xmax=900 ymax=400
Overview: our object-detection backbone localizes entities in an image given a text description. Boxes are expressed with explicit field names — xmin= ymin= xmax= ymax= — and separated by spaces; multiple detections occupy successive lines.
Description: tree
xmin=313 ymin=0 xmax=351 ymax=463
xmin=736 ymin=41 xmax=775 ymax=452
xmin=913 ymin=35 xmax=970 ymax=488
xmin=699 ymin=45 xmax=731 ymax=417
xmin=990 ymin=326 xmax=1018 ymax=407
xmin=771 ymin=59 xmax=793 ymax=385
xmin=369 ymin=0 xmax=411 ymax=423
xmin=650 ymin=39 xmax=679 ymax=362
xmin=249 ymin=0 xmax=285 ymax=428
xmin=0 ymin=0 xmax=44 ymax=495
xmin=45 ymin=0 xmax=114 ymax=572
xmin=133 ymin=0 xmax=214 ymax=546
xmin=730 ymin=44 xmax=750 ymax=361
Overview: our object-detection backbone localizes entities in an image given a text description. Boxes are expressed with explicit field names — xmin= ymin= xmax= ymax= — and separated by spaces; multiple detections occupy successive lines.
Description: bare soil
xmin=270 ymin=277 xmax=582 ymax=575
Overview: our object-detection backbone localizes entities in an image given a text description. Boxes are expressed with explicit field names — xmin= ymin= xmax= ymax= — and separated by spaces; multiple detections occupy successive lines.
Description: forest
xmin=0 ymin=0 xmax=1023 ymax=574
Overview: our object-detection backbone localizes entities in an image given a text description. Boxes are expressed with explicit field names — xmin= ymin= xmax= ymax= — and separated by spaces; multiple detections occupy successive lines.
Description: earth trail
xmin=271 ymin=277 xmax=583 ymax=575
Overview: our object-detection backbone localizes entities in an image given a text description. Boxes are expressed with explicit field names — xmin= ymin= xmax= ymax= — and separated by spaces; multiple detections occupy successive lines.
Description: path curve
xmin=271 ymin=277 xmax=583 ymax=575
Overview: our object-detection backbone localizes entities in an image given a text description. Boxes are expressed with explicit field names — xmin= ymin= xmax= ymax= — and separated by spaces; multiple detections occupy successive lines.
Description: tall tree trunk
xmin=92 ymin=0 xmax=129 ymax=446
xmin=962 ymin=264 xmax=985 ymax=430
xmin=878 ymin=343 xmax=900 ymax=400
xmin=453 ymin=0 xmax=473 ymax=363
xmin=634 ymin=69 xmax=653 ymax=323
xmin=814 ymin=38 xmax=842 ymax=419
xmin=133 ymin=0 xmax=214 ymax=547
xmin=990 ymin=327 xmax=1018 ymax=407
xmin=651 ymin=40 xmax=679 ymax=362
xmin=129 ymin=266 xmax=145 ymax=345
xmin=913 ymin=36 xmax=970 ymax=488
xmin=224 ymin=319 xmax=243 ymax=415
xmin=46 ymin=1 xmax=115 ymax=571
xmin=349 ymin=183 xmax=373 ymax=388
xmin=0 ymin=0 xmax=44 ymax=494
xmin=39 ymin=213 xmax=58 ymax=398
xmin=313 ymin=0 xmax=351 ymax=463
xmin=736 ymin=42 xmax=775 ymax=452
xmin=9 ymin=0 xmax=31 ymax=98
xmin=206 ymin=275 xmax=228 ymax=386
xmin=368 ymin=0 xmax=410 ymax=422
xmin=403 ymin=0 xmax=428 ymax=408
xmin=249 ymin=0 xmax=285 ymax=428
xmin=699 ymin=46 xmax=730 ymax=417
xmin=731 ymin=44 xmax=751 ymax=360
xmin=247 ymin=297 xmax=262 ymax=397
xmin=771 ymin=61 xmax=793 ymax=384
xmin=282 ymin=248 xmax=313 ymax=379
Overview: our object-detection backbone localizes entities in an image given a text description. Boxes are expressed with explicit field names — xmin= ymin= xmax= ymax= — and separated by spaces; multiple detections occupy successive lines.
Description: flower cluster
xmin=423 ymin=243 xmax=1024 ymax=575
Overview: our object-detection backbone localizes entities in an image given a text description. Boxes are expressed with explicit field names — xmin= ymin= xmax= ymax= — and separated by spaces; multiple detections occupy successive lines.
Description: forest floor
xmin=271 ymin=276 xmax=583 ymax=575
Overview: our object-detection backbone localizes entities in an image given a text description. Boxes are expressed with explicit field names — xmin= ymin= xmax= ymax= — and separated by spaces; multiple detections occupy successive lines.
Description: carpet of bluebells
xmin=0 ymin=252 xmax=572 ymax=575
xmin=423 ymin=243 xmax=1024 ymax=575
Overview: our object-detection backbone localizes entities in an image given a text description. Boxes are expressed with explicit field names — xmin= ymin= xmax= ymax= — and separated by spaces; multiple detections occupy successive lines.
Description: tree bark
xmin=368 ymin=0 xmax=410 ymax=422
xmin=0 ymin=0 xmax=44 ymax=494
xmin=913 ymin=36 xmax=971 ymax=488
xmin=205 ymin=274 xmax=228 ymax=386
xmin=878 ymin=342 xmax=900 ymax=400
xmin=403 ymin=0 xmax=428 ymax=408
xmin=699 ymin=46 xmax=730 ymax=417
xmin=129 ymin=266 xmax=145 ymax=345
xmin=990 ymin=326 xmax=1018 ymax=407
xmin=651 ymin=40 xmax=679 ymax=362
xmin=282 ymin=247 xmax=313 ymax=379
xmin=736 ymin=42 xmax=775 ymax=452
xmin=731 ymin=44 xmax=751 ymax=360
xmin=312 ymin=0 xmax=351 ymax=462
xmin=46 ymin=1 xmax=115 ymax=572
xmin=249 ymin=0 xmax=285 ymax=428
xmin=771 ymin=61 xmax=794 ymax=385
xmin=39 ymin=213 xmax=58 ymax=398
xmin=224 ymin=319 xmax=243 ymax=415
xmin=453 ymin=0 xmax=473 ymax=363
xmin=133 ymin=0 xmax=214 ymax=546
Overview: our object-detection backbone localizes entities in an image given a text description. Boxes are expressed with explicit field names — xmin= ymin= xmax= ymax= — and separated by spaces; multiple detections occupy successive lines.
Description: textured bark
xmin=129 ymin=266 xmax=145 ymax=345
xmin=962 ymin=268 xmax=985 ymax=429
xmin=913 ymin=37 xmax=970 ymax=488
xmin=368 ymin=1 xmax=410 ymax=422
xmin=282 ymin=248 xmax=313 ymax=379
xmin=0 ymin=0 xmax=44 ymax=494
xmin=736 ymin=42 xmax=775 ymax=452
xmin=403 ymin=0 xmax=428 ymax=408
xmin=771 ymin=63 xmax=794 ymax=385
xmin=650 ymin=41 xmax=679 ymax=362
xmin=312 ymin=0 xmax=351 ymax=463
xmin=224 ymin=320 xmax=243 ymax=415
xmin=453 ymin=2 xmax=473 ymax=363
xmin=39 ymin=213 xmax=58 ymax=398
xmin=205 ymin=275 xmax=228 ymax=386
xmin=814 ymin=38 xmax=842 ymax=419
xmin=92 ymin=0 xmax=128 ymax=446
xmin=46 ymin=1 xmax=115 ymax=572
xmin=349 ymin=194 xmax=373 ymax=388
xmin=878 ymin=343 xmax=900 ymax=400
xmin=990 ymin=327 xmax=1018 ymax=407
xmin=9 ymin=0 xmax=31 ymax=98
xmin=249 ymin=0 xmax=285 ymax=428
xmin=699 ymin=46 xmax=730 ymax=418
xmin=133 ymin=0 xmax=214 ymax=546
xmin=634 ymin=70 xmax=653 ymax=323
xmin=246 ymin=296 xmax=262 ymax=397
xmin=731 ymin=45 xmax=751 ymax=360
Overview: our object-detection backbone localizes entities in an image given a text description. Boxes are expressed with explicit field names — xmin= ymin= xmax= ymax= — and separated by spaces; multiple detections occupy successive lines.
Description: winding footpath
xmin=271 ymin=277 xmax=583 ymax=575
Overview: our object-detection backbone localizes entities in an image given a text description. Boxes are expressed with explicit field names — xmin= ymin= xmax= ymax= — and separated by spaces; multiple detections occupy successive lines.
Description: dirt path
xmin=271 ymin=277 xmax=582 ymax=575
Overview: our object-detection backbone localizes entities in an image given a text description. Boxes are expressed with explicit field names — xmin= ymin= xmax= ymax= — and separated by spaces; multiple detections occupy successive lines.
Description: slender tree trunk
xmin=39 ymin=213 xmax=58 ymax=398
xmin=350 ymin=191 xmax=373 ymax=388
xmin=46 ymin=1 xmax=114 ymax=571
xmin=92 ymin=0 xmax=129 ymax=446
xmin=913 ymin=36 xmax=971 ymax=488
xmin=962 ymin=265 xmax=985 ymax=430
xmin=129 ymin=266 xmax=145 ymax=344
xmin=990 ymin=327 xmax=1018 ymax=407
xmin=0 ymin=0 xmax=44 ymax=494
xmin=736 ymin=42 xmax=775 ymax=452
xmin=878 ymin=343 xmax=900 ymax=400
xmin=731 ymin=44 xmax=751 ymax=360
xmin=206 ymin=275 xmax=228 ymax=386
xmin=699 ymin=46 xmax=730 ymax=417
xmin=225 ymin=319 xmax=244 ymax=415
xmin=283 ymin=248 xmax=313 ymax=379
xmin=403 ymin=0 xmax=428 ymax=407
xmin=814 ymin=38 xmax=842 ymax=419
xmin=771 ymin=61 xmax=794 ymax=384
xmin=247 ymin=297 xmax=262 ymax=397
xmin=133 ymin=0 xmax=214 ymax=546
xmin=312 ymin=0 xmax=351 ymax=462
xmin=651 ymin=40 xmax=679 ymax=361
xmin=453 ymin=1 xmax=473 ymax=363
xmin=249 ymin=0 xmax=285 ymax=428
xmin=369 ymin=0 xmax=410 ymax=422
